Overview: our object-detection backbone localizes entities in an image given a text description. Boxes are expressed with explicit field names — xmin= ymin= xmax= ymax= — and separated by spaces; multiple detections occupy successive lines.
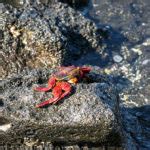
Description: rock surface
xmin=1 ymin=0 xmax=149 ymax=149
xmin=0 ymin=2 xmax=104 ymax=79
xmin=0 ymin=68 xmax=121 ymax=146
xmin=0 ymin=0 xmax=89 ymax=8
xmin=0 ymin=0 xmax=122 ymax=148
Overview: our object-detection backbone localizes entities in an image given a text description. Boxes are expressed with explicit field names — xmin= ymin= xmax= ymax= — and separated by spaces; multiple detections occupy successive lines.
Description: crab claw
xmin=36 ymin=81 xmax=71 ymax=108
xmin=80 ymin=66 xmax=91 ymax=73
xmin=78 ymin=66 xmax=91 ymax=78
xmin=34 ymin=77 xmax=56 ymax=92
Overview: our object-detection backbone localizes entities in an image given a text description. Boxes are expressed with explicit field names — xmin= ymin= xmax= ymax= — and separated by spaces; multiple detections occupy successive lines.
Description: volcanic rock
xmin=0 ymin=68 xmax=121 ymax=146
xmin=0 ymin=3 xmax=104 ymax=79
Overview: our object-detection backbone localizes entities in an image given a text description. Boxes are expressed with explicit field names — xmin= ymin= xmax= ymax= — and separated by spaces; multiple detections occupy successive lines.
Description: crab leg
xmin=34 ymin=77 xmax=56 ymax=92
xmin=35 ymin=85 xmax=62 ymax=108
xmin=36 ymin=82 xmax=71 ymax=108
xmin=53 ymin=82 xmax=72 ymax=104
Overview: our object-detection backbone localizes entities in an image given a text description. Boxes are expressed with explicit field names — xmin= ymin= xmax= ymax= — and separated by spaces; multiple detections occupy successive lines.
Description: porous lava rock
xmin=0 ymin=3 xmax=104 ymax=79
xmin=59 ymin=0 xmax=89 ymax=7
xmin=0 ymin=67 xmax=121 ymax=146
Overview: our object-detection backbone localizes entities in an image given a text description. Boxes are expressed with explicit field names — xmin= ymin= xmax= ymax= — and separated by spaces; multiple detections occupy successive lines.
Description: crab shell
xmin=54 ymin=66 xmax=81 ymax=81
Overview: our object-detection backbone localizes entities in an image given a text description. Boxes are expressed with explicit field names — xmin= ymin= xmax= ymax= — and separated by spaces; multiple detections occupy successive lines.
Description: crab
xmin=34 ymin=66 xmax=91 ymax=108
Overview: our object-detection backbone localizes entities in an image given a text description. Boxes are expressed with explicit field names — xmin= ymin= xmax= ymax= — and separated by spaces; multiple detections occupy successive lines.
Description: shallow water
xmin=88 ymin=0 xmax=150 ymax=149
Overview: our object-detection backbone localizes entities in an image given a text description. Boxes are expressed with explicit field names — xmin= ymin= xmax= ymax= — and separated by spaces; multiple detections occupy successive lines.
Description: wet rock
xmin=0 ymin=3 xmax=104 ymax=79
xmin=90 ymin=1 xmax=150 ymax=149
xmin=91 ymin=0 xmax=150 ymax=45
xmin=0 ymin=68 xmax=121 ymax=145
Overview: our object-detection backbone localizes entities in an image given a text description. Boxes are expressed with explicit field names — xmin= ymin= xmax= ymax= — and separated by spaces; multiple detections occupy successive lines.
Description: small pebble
xmin=142 ymin=38 xmax=150 ymax=46
xmin=131 ymin=47 xmax=142 ymax=55
xmin=0 ymin=123 xmax=11 ymax=132
xmin=142 ymin=59 xmax=150 ymax=65
xmin=113 ymin=55 xmax=123 ymax=63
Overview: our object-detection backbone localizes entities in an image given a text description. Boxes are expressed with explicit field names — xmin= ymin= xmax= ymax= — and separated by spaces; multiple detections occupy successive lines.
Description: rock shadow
xmin=68 ymin=26 xmax=128 ymax=68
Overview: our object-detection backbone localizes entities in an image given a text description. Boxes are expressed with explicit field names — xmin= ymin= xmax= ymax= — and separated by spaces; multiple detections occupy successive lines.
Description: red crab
xmin=34 ymin=66 xmax=91 ymax=108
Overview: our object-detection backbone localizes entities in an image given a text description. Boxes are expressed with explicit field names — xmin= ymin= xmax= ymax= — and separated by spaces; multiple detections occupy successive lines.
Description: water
xmin=88 ymin=0 xmax=150 ymax=149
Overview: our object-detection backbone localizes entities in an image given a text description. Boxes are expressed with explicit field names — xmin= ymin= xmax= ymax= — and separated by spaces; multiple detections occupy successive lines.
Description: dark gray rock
xmin=0 ymin=0 xmax=89 ymax=8
xmin=59 ymin=0 xmax=89 ymax=8
xmin=0 ymin=68 xmax=121 ymax=146
xmin=0 ymin=3 xmax=104 ymax=79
